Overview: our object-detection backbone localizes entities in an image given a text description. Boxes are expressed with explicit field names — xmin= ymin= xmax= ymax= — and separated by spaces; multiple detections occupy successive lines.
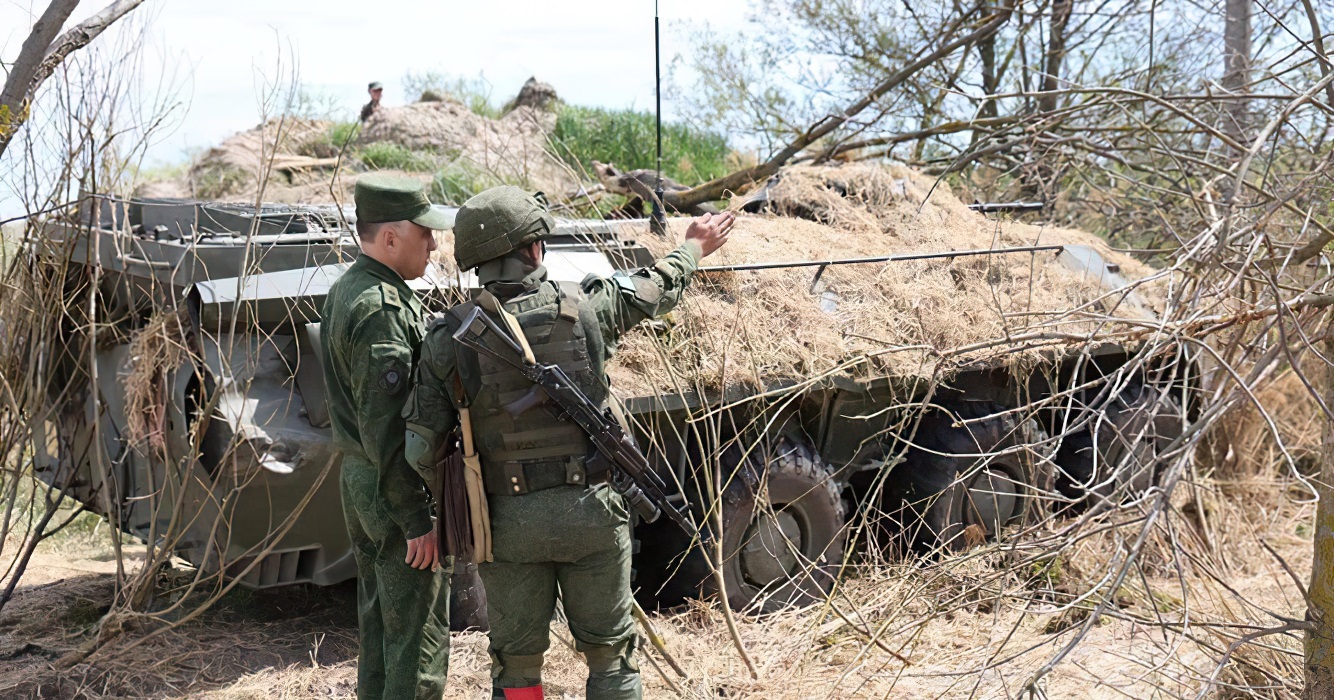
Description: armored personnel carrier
xmin=30 ymin=192 xmax=1194 ymax=625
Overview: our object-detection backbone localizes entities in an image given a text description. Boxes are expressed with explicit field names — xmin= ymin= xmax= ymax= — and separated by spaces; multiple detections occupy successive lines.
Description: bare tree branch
xmin=0 ymin=0 xmax=147 ymax=158
xmin=663 ymin=0 xmax=1015 ymax=211
xmin=0 ymin=0 xmax=80 ymax=115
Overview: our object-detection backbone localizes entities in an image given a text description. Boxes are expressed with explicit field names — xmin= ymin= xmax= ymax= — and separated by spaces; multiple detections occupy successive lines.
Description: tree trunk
xmin=974 ymin=32 xmax=999 ymax=146
xmin=0 ymin=0 xmax=80 ymax=117
xmin=1221 ymin=0 xmax=1252 ymax=149
xmin=0 ymin=0 xmax=146 ymax=159
xmin=1305 ymin=326 xmax=1334 ymax=698
xmin=1038 ymin=0 xmax=1073 ymax=115
xmin=1017 ymin=0 xmax=1074 ymax=200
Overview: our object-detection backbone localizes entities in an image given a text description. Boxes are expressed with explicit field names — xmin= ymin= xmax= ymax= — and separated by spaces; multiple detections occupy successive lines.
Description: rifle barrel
xmin=699 ymin=244 xmax=1066 ymax=273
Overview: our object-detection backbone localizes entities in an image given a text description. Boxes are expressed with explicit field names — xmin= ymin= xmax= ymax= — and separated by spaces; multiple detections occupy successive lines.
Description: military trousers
xmin=479 ymin=483 xmax=640 ymax=700
xmin=341 ymin=455 xmax=451 ymax=700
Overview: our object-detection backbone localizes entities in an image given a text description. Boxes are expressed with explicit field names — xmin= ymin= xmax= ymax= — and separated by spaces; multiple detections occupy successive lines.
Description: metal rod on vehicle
xmin=650 ymin=0 xmax=667 ymax=237
xmin=699 ymin=244 xmax=1066 ymax=273
xmin=967 ymin=201 xmax=1046 ymax=213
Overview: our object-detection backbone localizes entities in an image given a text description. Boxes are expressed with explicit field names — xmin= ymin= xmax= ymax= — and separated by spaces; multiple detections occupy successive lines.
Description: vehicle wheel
xmin=660 ymin=437 xmax=846 ymax=614
xmin=1053 ymin=381 xmax=1184 ymax=509
xmin=888 ymin=403 xmax=1049 ymax=553
xmin=449 ymin=563 xmax=488 ymax=631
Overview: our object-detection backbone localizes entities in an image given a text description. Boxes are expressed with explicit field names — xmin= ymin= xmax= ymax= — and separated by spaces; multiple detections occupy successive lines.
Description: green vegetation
xmin=191 ymin=162 xmax=249 ymax=200
xmin=357 ymin=142 xmax=438 ymax=172
xmin=327 ymin=121 xmax=359 ymax=150
xmin=550 ymin=105 xmax=732 ymax=185
xmin=430 ymin=159 xmax=511 ymax=206
xmin=402 ymin=71 xmax=501 ymax=119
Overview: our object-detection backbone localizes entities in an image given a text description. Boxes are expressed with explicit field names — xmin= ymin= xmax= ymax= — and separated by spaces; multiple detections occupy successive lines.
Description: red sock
xmin=502 ymin=686 xmax=544 ymax=700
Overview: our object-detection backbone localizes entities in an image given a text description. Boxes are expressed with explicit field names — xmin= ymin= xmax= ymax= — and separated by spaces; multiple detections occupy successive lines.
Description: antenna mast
xmin=651 ymin=0 xmax=666 ymax=235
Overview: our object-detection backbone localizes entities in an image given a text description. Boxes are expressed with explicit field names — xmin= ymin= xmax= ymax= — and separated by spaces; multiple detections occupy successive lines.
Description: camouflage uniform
xmin=361 ymin=81 xmax=383 ymax=123
xmin=404 ymin=186 xmax=702 ymax=700
xmin=322 ymin=175 xmax=453 ymax=700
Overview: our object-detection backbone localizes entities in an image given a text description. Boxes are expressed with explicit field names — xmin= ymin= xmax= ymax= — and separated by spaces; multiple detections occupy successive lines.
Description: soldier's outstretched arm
xmin=349 ymin=310 xmax=434 ymax=540
xmin=404 ymin=322 xmax=460 ymax=482
xmin=583 ymin=211 xmax=734 ymax=352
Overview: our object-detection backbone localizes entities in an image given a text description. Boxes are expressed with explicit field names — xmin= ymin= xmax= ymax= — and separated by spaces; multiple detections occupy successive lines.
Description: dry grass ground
xmin=0 ymin=474 xmax=1312 ymax=699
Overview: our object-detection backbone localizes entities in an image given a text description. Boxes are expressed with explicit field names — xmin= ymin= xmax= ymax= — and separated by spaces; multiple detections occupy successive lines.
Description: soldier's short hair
xmin=356 ymin=219 xmax=390 ymax=243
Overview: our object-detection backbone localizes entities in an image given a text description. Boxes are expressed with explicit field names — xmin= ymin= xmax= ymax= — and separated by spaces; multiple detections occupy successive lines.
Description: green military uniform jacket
xmin=323 ymin=254 xmax=432 ymax=539
xmin=404 ymin=241 xmax=703 ymax=476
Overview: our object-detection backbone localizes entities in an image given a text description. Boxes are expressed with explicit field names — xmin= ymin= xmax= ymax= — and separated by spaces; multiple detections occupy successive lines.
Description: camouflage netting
xmin=596 ymin=163 xmax=1169 ymax=397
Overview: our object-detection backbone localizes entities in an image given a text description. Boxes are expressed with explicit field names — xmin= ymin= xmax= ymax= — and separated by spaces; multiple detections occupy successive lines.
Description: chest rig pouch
xmin=451 ymin=281 xmax=608 ymax=496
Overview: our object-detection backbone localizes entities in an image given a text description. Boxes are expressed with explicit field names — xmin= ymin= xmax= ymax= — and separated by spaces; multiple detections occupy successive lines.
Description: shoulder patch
xmin=380 ymin=281 xmax=402 ymax=309
xmin=614 ymin=271 xmax=663 ymax=309
xmin=379 ymin=361 xmax=408 ymax=396
xmin=369 ymin=341 xmax=410 ymax=397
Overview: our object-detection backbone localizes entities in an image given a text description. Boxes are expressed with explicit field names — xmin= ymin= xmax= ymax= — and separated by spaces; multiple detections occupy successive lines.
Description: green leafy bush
xmin=550 ymin=105 xmax=732 ymax=185
xmin=357 ymin=142 xmax=437 ymax=172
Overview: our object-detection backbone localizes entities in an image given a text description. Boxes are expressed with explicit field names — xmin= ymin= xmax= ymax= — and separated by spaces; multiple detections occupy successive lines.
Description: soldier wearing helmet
xmin=404 ymin=186 xmax=733 ymax=700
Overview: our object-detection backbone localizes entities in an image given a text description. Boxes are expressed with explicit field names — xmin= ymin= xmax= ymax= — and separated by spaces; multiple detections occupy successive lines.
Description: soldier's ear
xmin=379 ymin=222 xmax=400 ymax=249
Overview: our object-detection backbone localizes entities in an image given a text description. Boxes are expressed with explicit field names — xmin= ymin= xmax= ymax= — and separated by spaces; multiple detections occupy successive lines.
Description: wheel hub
xmin=963 ymin=469 xmax=1018 ymax=535
xmin=739 ymin=509 xmax=803 ymax=587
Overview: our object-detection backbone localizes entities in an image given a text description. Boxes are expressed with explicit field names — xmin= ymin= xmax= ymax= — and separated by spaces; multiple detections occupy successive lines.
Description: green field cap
xmin=355 ymin=173 xmax=453 ymax=230
xmin=368 ymin=81 xmax=383 ymax=90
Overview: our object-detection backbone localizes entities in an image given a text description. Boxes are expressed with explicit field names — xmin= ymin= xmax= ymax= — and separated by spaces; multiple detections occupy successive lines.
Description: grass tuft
xmin=430 ymin=159 xmax=510 ymax=206
xmin=550 ymin=105 xmax=732 ymax=185
xmin=356 ymin=142 xmax=437 ymax=172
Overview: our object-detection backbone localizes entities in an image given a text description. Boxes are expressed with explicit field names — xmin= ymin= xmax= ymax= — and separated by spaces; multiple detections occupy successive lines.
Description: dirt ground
xmin=0 ymin=482 xmax=1313 ymax=700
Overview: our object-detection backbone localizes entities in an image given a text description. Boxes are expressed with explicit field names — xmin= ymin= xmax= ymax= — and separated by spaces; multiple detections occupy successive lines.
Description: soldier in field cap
xmin=360 ymin=80 xmax=384 ymax=123
xmin=322 ymin=173 xmax=454 ymax=699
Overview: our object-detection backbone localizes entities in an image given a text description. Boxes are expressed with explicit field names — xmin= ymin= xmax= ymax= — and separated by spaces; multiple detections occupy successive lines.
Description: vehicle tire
xmin=888 ymin=403 xmax=1049 ymax=553
xmin=1053 ymin=380 xmax=1184 ymax=509
xmin=661 ymin=437 xmax=846 ymax=614
xmin=449 ymin=563 xmax=488 ymax=631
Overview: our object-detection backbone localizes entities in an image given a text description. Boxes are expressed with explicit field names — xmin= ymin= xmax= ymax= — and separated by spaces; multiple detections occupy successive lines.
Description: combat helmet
xmin=453 ymin=186 xmax=555 ymax=270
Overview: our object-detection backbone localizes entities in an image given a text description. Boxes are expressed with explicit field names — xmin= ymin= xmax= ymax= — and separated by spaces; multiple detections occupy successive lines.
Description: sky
xmin=0 ymin=0 xmax=753 ymax=216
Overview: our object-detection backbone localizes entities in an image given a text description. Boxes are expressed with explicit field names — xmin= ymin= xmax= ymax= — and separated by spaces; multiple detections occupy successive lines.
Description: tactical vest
xmin=450 ymin=280 xmax=609 ymax=496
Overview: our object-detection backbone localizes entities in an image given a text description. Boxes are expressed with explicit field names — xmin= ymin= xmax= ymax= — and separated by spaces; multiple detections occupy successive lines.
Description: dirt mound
xmin=159 ymin=82 xmax=577 ymax=205
xmin=503 ymin=76 xmax=559 ymax=112
xmin=593 ymin=163 xmax=1166 ymax=396
xmin=185 ymin=118 xmax=335 ymax=199
xmin=359 ymin=99 xmax=575 ymax=195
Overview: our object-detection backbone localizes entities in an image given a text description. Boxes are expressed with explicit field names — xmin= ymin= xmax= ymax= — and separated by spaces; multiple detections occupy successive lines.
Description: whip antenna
xmin=651 ymin=0 xmax=666 ymax=235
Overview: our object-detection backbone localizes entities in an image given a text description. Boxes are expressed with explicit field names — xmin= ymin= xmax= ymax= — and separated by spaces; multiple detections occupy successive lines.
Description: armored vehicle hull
xmin=35 ymin=194 xmax=1196 ymax=624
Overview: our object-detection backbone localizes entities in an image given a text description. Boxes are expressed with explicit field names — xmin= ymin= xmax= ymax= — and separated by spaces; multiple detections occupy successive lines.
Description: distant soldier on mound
xmin=360 ymin=81 xmax=384 ymax=123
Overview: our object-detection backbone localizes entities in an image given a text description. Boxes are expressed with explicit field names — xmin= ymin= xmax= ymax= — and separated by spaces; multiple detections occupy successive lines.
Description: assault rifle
xmin=452 ymin=306 xmax=699 ymax=538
